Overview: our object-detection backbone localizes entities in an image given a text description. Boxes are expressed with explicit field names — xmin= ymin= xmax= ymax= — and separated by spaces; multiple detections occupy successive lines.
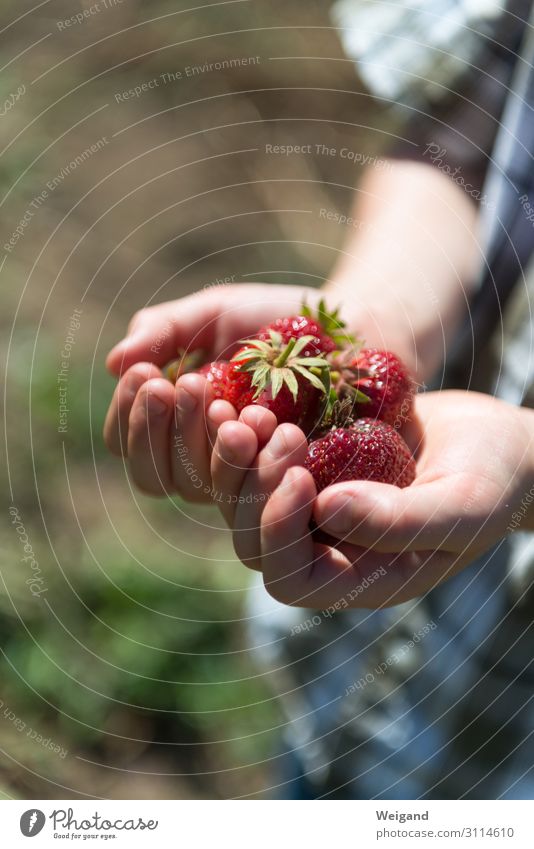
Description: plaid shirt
xmin=248 ymin=0 xmax=534 ymax=800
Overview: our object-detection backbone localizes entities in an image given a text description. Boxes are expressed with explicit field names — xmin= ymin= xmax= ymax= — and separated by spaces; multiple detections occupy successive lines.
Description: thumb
xmin=313 ymin=477 xmax=468 ymax=553
xmin=106 ymin=294 xmax=219 ymax=376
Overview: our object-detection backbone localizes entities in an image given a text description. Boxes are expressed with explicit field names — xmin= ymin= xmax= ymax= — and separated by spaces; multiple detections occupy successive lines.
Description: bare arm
xmin=324 ymin=160 xmax=481 ymax=381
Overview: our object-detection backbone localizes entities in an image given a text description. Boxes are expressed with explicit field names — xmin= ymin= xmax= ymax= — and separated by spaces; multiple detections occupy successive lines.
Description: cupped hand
xmin=211 ymin=391 xmax=534 ymax=607
xmin=103 ymin=284 xmax=328 ymax=500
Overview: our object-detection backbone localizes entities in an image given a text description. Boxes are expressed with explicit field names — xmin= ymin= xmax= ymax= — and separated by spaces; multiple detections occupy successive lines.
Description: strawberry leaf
xmin=268 ymin=329 xmax=283 ymax=348
xmin=235 ymin=338 xmax=274 ymax=355
xmin=301 ymin=300 xmax=312 ymax=318
xmin=290 ymin=334 xmax=316 ymax=358
xmin=292 ymin=364 xmax=328 ymax=394
xmin=346 ymin=386 xmax=371 ymax=404
xmin=293 ymin=356 xmax=328 ymax=369
xmin=270 ymin=369 xmax=284 ymax=400
xmin=250 ymin=363 xmax=271 ymax=387
xmin=282 ymin=368 xmax=299 ymax=401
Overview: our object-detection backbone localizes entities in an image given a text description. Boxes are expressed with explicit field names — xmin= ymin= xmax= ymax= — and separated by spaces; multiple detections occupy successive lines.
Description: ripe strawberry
xmin=305 ymin=417 xmax=415 ymax=492
xmin=333 ymin=348 xmax=415 ymax=425
xmin=199 ymin=360 xmax=255 ymax=410
xmin=199 ymin=333 xmax=329 ymax=433
xmin=257 ymin=300 xmax=353 ymax=358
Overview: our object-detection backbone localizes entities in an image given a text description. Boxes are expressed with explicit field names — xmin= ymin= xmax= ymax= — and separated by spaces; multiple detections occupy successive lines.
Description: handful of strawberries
xmin=170 ymin=302 xmax=416 ymax=491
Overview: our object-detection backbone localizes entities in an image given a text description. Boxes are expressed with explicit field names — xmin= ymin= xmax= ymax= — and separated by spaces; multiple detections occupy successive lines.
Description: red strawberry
xmin=305 ymin=417 xmax=415 ymax=492
xmin=334 ymin=348 xmax=415 ymax=425
xmin=199 ymin=333 xmax=329 ymax=433
xmin=258 ymin=316 xmax=336 ymax=358
xmin=257 ymin=300 xmax=352 ymax=359
xmin=199 ymin=360 xmax=255 ymax=410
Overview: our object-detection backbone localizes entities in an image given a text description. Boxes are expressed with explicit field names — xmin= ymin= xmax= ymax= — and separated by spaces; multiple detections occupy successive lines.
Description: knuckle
xmin=178 ymin=486 xmax=211 ymax=504
xmin=263 ymin=576 xmax=298 ymax=606
xmin=130 ymin=475 xmax=168 ymax=498
xmin=232 ymin=531 xmax=254 ymax=566
xmin=171 ymin=464 xmax=211 ymax=503
xmin=239 ymin=555 xmax=263 ymax=572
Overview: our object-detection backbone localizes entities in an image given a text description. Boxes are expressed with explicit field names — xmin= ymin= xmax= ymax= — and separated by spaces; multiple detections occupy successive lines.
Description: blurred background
xmin=0 ymin=0 xmax=392 ymax=798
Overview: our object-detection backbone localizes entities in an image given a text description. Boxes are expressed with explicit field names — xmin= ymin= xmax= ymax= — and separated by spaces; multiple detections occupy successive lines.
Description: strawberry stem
xmin=273 ymin=337 xmax=297 ymax=368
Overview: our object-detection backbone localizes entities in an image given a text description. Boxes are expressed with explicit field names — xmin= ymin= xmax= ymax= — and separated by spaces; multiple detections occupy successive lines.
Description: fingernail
xmin=125 ymin=372 xmax=144 ymax=399
xmin=146 ymin=392 xmax=168 ymax=416
xmin=320 ymin=493 xmax=354 ymax=533
xmin=268 ymin=427 xmax=289 ymax=459
xmin=176 ymin=387 xmax=197 ymax=413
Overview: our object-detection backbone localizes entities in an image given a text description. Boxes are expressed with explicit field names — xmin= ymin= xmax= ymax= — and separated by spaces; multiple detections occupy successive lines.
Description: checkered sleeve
xmin=332 ymin=0 xmax=529 ymax=196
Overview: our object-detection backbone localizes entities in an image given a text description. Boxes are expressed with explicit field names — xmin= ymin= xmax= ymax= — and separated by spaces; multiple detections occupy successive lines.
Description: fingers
xmin=211 ymin=406 xmax=278 ymax=527
xmin=106 ymin=294 xmax=220 ymax=376
xmin=260 ymin=467 xmax=382 ymax=606
xmin=206 ymin=400 xmax=238 ymax=451
xmin=211 ymin=421 xmax=260 ymax=527
xmin=232 ymin=423 xmax=309 ymax=571
xmin=126 ymin=378 xmax=176 ymax=495
xmin=336 ymin=543 xmax=476 ymax=607
xmin=103 ymin=362 xmax=163 ymax=456
xmin=105 ymin=367 xmax=238 ymax=501
xmin=313 ymin=477 xmax=469 ymax=553
xmin=260 ymin=466 xmax=317 ymax=602
xmin=261 ymin=467 xmax=468 ymax=607
xmin=105 ymin=284 xmax=310 ymax=377
xmin=170 ymin=373 xmax=215 ymax=503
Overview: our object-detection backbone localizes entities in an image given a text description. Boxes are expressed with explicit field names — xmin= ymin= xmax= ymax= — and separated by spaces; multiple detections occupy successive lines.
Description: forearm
xmin=323 ymin=160 xmax=481 ymax=382
xmin=517 ymin=406 xmax=534 ymax=533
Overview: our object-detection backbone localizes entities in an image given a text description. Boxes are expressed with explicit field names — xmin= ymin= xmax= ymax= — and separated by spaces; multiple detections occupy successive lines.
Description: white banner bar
xmin=1 ymin=799 xmax=533 ymax=847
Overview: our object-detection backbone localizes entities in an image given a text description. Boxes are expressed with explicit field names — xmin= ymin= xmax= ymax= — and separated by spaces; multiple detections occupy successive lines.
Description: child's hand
xmin=103 ymin=284 xmax=328 ymax=500
xmin=211 ymin=391 xmax=534 ymax=606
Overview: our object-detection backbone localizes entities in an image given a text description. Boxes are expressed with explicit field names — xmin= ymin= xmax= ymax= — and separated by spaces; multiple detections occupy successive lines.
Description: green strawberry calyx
xmin=301 ymin=298 xmax=358 ymax=349
xmin=164 ymin=348 xmax=206 ymax=383
xmin=328 ymin=347 xmax=372 ymax=404
xmin=316 ymin=395 xmax=368 ymax=436
xmin=232 ymin=331 xmax=330 ymax=402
